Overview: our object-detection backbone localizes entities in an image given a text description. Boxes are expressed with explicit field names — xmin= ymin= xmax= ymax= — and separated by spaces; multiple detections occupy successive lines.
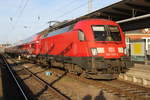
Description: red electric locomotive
xmin=37 ymin=19 xmax=133 ymax=79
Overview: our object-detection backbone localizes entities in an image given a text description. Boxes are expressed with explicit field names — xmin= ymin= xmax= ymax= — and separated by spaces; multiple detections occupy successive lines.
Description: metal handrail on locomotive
xmin=5 ymin=19 xmax=134 ymax=79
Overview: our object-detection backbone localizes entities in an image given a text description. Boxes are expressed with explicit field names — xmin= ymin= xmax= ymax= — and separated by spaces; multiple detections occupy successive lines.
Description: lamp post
xmin=88 ymin=0 xmax=93 ymax=13
xmin=142 ymin=37 xmax=150 ymax=65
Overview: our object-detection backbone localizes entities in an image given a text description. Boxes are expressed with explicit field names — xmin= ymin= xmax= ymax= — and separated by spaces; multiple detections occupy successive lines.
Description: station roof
xmin=55 ymin=0 xmax=150 ymax=31
xmin=43 ymin=0 xmax=150 ymax=34
xmin=83 ymin=0 xmax=150 ymax=21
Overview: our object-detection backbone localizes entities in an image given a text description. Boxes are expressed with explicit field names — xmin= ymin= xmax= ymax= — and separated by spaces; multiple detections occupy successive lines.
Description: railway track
xmin=2 ymin=55 xmax=70 ymax=100
xmin=6 ymin=56 xmax=150 ymax=100
xmin=0 ymin=54 xmax=29 ymax=100
xmin=10 ymin=64 xmax=69 ymax=99
xmin=22 ymin=67 xmax=70 ymax=100
xmin=51 ymin=68 xmax=150 ymax=100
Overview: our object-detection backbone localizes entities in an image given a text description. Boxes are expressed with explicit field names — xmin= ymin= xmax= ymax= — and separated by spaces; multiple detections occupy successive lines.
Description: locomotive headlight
xmin=97 ymin=48 xmax=104 ymax=53
xmin=118 ymin=47 xmax=124 ymax=53
xmin=36 ymin=41 xmax=39 ymax=43
xmin=124 ymin=48 xmax=127 ymax=54
xmin=91 ymin=48 xmax=98 ymax=56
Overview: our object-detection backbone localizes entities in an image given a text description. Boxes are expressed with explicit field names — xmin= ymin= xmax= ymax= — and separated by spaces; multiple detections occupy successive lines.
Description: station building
xmin=125 ymin=28 xmax=150 ymax=62
xmin=0 ymin=44 xmax=11 ymax=53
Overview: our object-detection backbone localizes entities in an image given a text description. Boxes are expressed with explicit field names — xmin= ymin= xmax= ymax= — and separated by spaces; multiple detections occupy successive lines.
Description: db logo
xmin=108 ymin=47 xmax=115 ymax=52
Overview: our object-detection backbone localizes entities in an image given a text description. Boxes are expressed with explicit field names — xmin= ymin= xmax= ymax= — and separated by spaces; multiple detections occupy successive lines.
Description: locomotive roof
xmin=46 ymin=19 xmax=118 ymax=33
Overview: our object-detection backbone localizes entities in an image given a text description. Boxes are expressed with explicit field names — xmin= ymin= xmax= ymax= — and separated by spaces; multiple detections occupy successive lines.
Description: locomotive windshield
xmin=92 ymin=25 xmax=121 ymax=41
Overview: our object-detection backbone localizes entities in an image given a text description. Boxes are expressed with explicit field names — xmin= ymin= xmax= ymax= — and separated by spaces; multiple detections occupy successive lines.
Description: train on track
xmin=5 ymin=19 xmax=134 ymax=79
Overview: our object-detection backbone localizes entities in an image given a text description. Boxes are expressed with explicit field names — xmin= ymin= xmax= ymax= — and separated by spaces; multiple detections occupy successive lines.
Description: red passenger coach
xmin=37 ymin=19 xmax=133 ymax=79
xmin=19 ymin=34 xmax=41 ymax=57
xmin=5 ymin=33 xmax=42 ymax=58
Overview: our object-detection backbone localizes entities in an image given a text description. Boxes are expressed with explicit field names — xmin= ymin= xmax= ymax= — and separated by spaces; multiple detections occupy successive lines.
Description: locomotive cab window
xmin=92 ymin=25 xmax=121 ymax=41
xmin=78 ymin=30 xmax=85 ymax=41
xmin=92 ymin=26 xmax=107 ymax=41
xmin=109 ymin=26 xmax=121 ymax=41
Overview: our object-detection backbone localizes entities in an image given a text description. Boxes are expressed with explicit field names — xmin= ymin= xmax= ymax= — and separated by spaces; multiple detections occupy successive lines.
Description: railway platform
xmin=0 ymin=57 xmax=4 ymax=100
xmin=119 ymin=63 xmax=150 ymax=88
xmin=0 ymin=69 xmax=3 ymax=100
xmin=0 ymin=55 xmax=29 ymax=100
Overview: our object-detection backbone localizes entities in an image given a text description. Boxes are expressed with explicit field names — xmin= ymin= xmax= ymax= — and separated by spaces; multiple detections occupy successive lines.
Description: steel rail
xmin=51 ymin=68 xmax=150 ymax=100
xmin=0 ymin=55 xmax=29 ymax=100
xmin=9 ymin=56 xmax=150 ymax=100
xmin=23 ymin=67 xmax=70 ymax=100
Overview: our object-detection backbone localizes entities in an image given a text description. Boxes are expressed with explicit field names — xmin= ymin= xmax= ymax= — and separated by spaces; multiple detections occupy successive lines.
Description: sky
xmin=0 ymin=0 xmax=121 ymax=44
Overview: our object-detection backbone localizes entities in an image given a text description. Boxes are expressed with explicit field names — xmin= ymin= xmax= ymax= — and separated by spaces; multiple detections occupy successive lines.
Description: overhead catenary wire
xmin=31 ymin=0 xmax=78 ymax=30
xmin=54 ymin=0 xmax=97 ymax=21
xmin=18 ymin=0 xmax=95 ymax=30
xmin=14 ymin=0 xmax=24 ymax=18
xmin=41 ymin=1 xmax=93 ymax=33
xmin=54 ymin=1 xmax=90 ymax=20
xmin=9 ymin=0 xmax=24 ymax=30
xmin=10 ymin=0 xmax=30 ymax=31
xmin=8 ymin=0 xmax=30 ymax=44
xmin=43 ymin=0 xmax=96 ymax=30
xmin=52 ymin=0 xmax=78 ymax=13
xmin=12 ymin=0 xmax=96 ymax=40
xmin=17 ymin=0 xmax=30 ymax=18
xmin=9 ymin=0 xmax=24 ymax=22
